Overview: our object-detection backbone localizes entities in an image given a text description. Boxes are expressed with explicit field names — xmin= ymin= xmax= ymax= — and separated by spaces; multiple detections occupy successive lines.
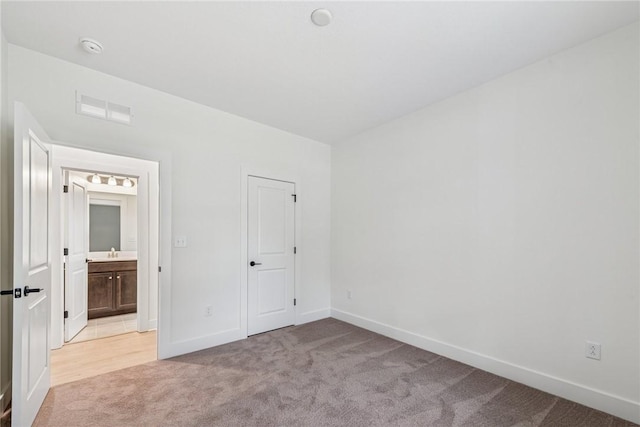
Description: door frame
xmin=52 ymin=146 xmax=157 ymax=348
xmin=240 ymin=165 xmax=302 ymax=337
xmin=48 ymin=142 xmax=171 ymax=359
xmin=61 ymin=169 xmax=142 ymax=344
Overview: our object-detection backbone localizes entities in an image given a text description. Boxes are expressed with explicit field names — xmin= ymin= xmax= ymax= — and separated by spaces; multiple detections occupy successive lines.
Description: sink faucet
xmin=110 ymin=247 xmax=116 ymax=258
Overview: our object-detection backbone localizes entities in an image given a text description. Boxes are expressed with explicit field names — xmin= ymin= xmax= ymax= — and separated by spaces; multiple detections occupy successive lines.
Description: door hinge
xmin=292 ymin=194 xmax=297 ymax=203
xmin=294 ymin=298 xmax=297 ymax=306
xmin=64 ymin=310 xmax=69 ymax=319
xmin=158 ymin=266 xmax=162 ymax=273
xmin=294 ymin=246 xmax=297 ymax=254
xmin=63 ymin=248 xmax=69 ymax=256
xmin=63 ymin=185 xmax=69 ymax=193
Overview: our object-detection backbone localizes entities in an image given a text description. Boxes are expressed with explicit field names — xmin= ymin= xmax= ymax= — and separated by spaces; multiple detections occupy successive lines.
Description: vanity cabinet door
xmin=116 ymin=270 xmax=137 ymax=311
xmin=88 ymin=272 xmax=115 ymax=317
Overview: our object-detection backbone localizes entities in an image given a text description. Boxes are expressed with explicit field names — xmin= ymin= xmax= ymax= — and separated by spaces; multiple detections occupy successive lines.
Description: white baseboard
xmin=296 ymin=308 xmax=330 ymax=325
xmin=158 ymin=328 xmax=245 ymax=359
xmin=158 ymin=308 xmax=331 ymax=360
xmin=147 ymin=319 xmax=157 ymax=330
xmin=0 ymin=380 xmax=11 ymax=412
xmin=331 ymin=308 xmax=640 ymax=424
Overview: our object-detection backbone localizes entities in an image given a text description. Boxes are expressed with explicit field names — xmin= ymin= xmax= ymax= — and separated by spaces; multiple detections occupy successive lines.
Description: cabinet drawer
xmin=88 ymin=260 xmax=137 ymax=273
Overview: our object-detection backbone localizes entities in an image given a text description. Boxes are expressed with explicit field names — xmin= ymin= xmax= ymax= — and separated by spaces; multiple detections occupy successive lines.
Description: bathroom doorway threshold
xmin=68 ymin=313 xmax=139 ymax=344
xmin=51 ymin=331 xmax=157 ymax=387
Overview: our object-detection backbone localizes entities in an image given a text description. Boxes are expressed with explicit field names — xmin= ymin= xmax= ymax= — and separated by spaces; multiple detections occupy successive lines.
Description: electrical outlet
xmin=204 ymin=306 xmax=213 ymax=317
xmin=586 ymin=341 xmax=601 ymax=360
xmin=347 ymin=289 xmax=352 ymax=300
xmin=174 ymin=235 xmax=187 ymax=248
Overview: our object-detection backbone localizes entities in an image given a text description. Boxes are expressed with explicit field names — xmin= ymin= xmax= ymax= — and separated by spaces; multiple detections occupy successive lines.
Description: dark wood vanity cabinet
xmin=87 ymin=272 xmax=115 ymax=317
xmin=88 ymin=260 xmax=137 ymax=319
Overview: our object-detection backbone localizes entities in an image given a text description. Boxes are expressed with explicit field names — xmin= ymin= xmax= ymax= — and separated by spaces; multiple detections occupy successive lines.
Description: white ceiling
xmin=2 ymin=1 xmax=638 ymax=144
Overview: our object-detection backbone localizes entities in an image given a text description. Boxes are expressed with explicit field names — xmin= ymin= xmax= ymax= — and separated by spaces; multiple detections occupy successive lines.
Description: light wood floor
xmin=69 ymin=313 xmax=138 ymax=344
xmin=51 ymin=331 xmax=157 ymax=386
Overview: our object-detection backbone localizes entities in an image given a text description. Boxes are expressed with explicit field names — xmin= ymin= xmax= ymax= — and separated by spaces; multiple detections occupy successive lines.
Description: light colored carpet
xmin=34 ymin=318 xmax=637 ymax=426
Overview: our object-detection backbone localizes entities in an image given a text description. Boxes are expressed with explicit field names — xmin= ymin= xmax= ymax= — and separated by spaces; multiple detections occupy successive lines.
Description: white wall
xmin=7 ymin=44 xmax=331 ymax=357
xmin=331 ymin=23 xmax=639 ymax=422
xmin=0 ymin=5 xmax=11 ymax=412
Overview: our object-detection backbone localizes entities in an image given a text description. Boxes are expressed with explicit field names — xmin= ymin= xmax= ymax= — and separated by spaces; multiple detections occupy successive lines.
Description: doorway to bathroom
xmin=49 ymin=144 xmax=160 ymax=386
xmin=64 ymin=169 xmax=141 ymax=344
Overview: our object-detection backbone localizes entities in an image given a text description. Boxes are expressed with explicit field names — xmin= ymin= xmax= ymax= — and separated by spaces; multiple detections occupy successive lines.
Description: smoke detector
xmin=80 ymin=38 xmax=103 ymax=54
xmin=311 ymin=9 xmax=332 ymax=27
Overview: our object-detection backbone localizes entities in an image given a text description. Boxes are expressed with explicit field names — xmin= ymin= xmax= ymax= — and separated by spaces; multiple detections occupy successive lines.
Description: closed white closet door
xmin=247 ymin=176 xmax=295 ymax=336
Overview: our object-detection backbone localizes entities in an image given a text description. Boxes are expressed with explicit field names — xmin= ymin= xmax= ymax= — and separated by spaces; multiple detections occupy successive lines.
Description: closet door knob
xmin=250 ymin=261 xmax=262 ymax=267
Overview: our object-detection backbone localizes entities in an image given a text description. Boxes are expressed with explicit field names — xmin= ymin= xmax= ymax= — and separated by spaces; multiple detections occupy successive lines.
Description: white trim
xmin=296 ymin=308 xmax=330 ymax=325
xmin=148 ymin=319 xmax=157 ymax=330
xmin=0 ymin=380 xmax=11 ymax=412
xmin=160 ymin=328 xmax=245 ymax=359
xmin=240 ymin=164 xmax=303 ymax=338
xmin=331 ymin=308 xmax=640 ymax=424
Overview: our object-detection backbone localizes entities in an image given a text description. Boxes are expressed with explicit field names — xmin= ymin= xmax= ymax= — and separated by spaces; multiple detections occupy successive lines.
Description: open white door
xmin=247 ymin=176 xmax=295 ymax=336
xmin=64 ymin=174 xmax=88 ymax=341
xmin=12 ymin=103 xmax=52 ymax=426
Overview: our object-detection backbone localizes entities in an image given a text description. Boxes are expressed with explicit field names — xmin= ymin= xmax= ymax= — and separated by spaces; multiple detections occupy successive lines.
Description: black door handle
xmin=1 ymin=289 xmax=22 ymax=298
xmin=250 ymin=261 xmax=262 ymax=267
xmin=24 ymin=286 xmax=41 ymax=296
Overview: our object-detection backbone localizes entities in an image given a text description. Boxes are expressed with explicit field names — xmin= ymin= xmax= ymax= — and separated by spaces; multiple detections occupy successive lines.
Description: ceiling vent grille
xmin=76 ymin=92 xmax=133 ymax=125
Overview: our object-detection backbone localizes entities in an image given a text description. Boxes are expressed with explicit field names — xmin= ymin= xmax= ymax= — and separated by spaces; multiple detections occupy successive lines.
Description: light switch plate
xmin=174 ymin=236 xmax=187 ymax=248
